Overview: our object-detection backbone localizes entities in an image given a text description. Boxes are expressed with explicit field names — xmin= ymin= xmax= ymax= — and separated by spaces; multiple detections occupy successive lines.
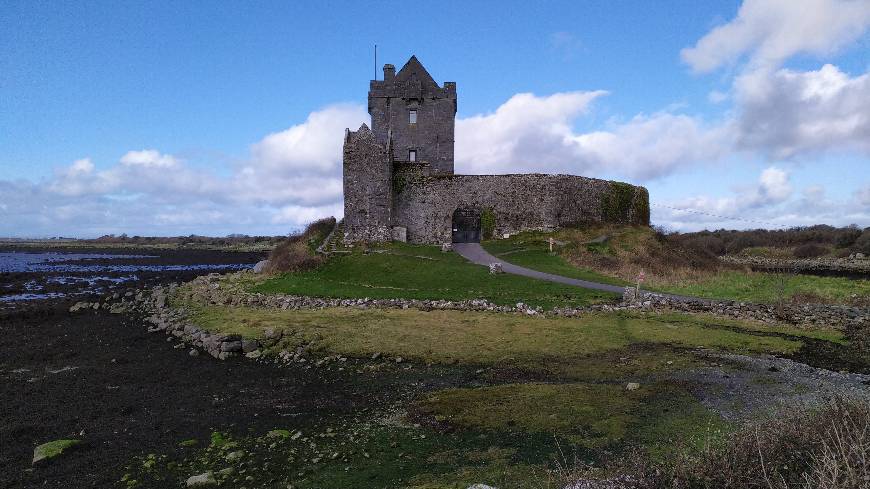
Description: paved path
xmin=453 ymin=243 xmax=627 ymax=294
xmin=453 ymin=242 xmax=700 ymax=301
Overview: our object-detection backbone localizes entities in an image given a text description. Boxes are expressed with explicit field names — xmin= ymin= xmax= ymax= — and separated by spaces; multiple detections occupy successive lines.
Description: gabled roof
xmin=394 ymin=55 xmax=439 ymax=89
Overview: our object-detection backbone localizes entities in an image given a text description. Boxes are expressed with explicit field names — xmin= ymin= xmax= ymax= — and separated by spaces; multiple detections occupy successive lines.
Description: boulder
xmin=253 ymin=260 xmax=270 ymax=274
xmin=441 ymin=243 xmax=453 ymax=252
xmin=488 ymin=263 xmax=504 ymax=274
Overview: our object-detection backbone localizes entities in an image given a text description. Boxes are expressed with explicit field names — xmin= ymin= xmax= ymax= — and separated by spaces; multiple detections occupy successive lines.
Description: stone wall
xmin=369 ymin=57 xmax=456 ymax=174
xmin=342 ymin=124 xmax=393 ymax=242
xmin=392 ymin=171 xmax=650 ymax=244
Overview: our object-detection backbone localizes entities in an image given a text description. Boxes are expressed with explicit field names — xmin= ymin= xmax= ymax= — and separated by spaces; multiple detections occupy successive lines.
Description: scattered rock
xmin=225 ymin=450 xmax=245 ymax=462
xmin=186 ymin=471 xmax=217 ymax=487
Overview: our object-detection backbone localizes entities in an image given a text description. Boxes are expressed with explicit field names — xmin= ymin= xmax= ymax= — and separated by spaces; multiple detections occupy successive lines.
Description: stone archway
xmin=451 ymin=208 xmax=481 ymax=243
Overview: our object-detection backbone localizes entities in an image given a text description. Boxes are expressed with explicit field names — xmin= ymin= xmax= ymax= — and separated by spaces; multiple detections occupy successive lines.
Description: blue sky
xmin=1 ymin=0 xmax=869 ymax=237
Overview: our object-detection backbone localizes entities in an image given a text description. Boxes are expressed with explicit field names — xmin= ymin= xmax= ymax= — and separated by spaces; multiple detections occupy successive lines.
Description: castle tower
xmin=342 ymin=123 xmax=393 ymax=242
xmin=368 ymin=56 xmax=457 ymax=174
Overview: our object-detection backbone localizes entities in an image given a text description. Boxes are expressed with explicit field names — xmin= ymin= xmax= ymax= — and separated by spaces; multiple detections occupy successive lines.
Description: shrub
xmin=725 ymin=235 xmax=756 ymax=254
xmin=680 ymin=235 xmax=726 ymax=257
xmin=793 ymin=243 xmax=827 ymax=259
xmin=264 ymin=217 xmax=335 ymax=274
xmin=853 ymin=230 xmax=870 ymax=255
xmin=835 ymin=227 xmax=862 ymax=248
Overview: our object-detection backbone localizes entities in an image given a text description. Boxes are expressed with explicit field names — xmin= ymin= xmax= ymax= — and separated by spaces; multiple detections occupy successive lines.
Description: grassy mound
xmin=254 ymin=242 xmax=616 ymax=309
xmin=264 ymin=217 xmax=335 ymax=274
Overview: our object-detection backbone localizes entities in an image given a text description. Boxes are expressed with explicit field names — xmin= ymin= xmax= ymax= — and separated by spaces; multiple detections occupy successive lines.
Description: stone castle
xmin=342 ymin=56 xmax=650 ymax=244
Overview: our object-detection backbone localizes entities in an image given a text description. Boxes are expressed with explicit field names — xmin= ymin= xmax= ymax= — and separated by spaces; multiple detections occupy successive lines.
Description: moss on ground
xmin=417 ymin=381 xmax=728 ymax=456
xmin=32 ymin=439 xmax=81 ymax=464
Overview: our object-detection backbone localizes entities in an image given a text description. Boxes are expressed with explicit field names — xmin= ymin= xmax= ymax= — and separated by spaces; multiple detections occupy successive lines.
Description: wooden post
xmin=549 ymin=237 xmax=553 ymax=253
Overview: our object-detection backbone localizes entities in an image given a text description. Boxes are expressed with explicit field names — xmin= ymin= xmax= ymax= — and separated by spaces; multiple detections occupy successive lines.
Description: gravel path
xmin=453 ymin=242 xmax=698 ymax=300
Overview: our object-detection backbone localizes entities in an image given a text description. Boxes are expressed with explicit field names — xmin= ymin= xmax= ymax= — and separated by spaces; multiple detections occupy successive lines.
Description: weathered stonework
xmin=392 ymin=172 xmax=648 ymax=244
xmin=342 ymin=124 xmax=393 ymax=242
xmin=343 ymin=56 xmax=650 ymax=244
xmin=369 ymin=56 xmax=456 ymax=174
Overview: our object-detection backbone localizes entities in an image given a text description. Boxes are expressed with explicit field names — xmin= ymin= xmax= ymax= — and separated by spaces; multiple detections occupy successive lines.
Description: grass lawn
xmin=188 ymin=306 xmax=816 ymax=370
xmin=649 ymin=270 xmax=870 ymax=304
xmin=481 ymin=230 xmax=868 ymax=305
xmin=252 ymin=243 xmax=618 ymax=309
xmin=482 ymin=238 xmax=628 ymax=286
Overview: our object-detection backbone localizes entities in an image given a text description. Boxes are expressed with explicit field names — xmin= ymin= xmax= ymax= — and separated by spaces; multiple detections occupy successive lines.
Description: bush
xmin=725 ymin=235 xmax=756 ymax=254
xmin=680 ymin=235 xmax=726 ymax=257
xmin=264 ymin=217 xmax=335 ymax=274
xmin=853 ymin=230 xmax=870 ymax=255
xmin=793 ymin=243 xmax=827 ymax=259
xmin=835 ymin=227 xmax=862 ymax=248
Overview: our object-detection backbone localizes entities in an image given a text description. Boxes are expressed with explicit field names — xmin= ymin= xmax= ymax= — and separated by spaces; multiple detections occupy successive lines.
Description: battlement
xmin=368 ymin=56 xmax=456 ymax=175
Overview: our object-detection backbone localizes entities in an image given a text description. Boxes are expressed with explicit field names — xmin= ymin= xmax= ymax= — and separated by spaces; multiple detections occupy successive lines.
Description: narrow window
xmin=409 ymin=109 xmax=417 ymax=124
xmin=409 ymin=150 xmax=417 ymax=162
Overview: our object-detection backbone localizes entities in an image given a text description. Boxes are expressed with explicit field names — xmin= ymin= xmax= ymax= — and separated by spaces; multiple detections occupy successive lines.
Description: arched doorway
xmin=452 ymin=208 xmax=481 ymax=243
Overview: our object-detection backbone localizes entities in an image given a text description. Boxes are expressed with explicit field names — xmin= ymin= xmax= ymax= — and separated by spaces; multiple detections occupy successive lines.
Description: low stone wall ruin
xmin=68 ymin=274 xmax=868 ymax=365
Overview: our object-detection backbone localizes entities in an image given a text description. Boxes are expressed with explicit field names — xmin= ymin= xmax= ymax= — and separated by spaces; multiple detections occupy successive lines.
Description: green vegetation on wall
xmin=601 ymin=182 xmax=637 ymax=223
xmin=632 ymin=187 xmax=650 ymax=224
xmin=480 ymin=208 xmax=496 ymax=240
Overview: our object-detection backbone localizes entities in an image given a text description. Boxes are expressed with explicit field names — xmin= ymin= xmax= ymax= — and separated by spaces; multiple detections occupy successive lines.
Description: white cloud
xmin=682 ymin=0 xmax=870 ymax=73
xmin=456 ymin=92 xmax=731 ymax=180
xmin=249 ymin=103 xmax=367 ymax=176
xmin=120 ymin=149 xmax=178 ymax=168
xmin=0 ymin=103 xmax=368 ymax=237
xmin=734 ymin=64 xmax=870 ymax=157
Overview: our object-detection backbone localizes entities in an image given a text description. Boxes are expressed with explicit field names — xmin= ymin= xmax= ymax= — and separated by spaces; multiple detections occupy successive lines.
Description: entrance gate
xmin=451 ymin=208 xmax=481 ymax=243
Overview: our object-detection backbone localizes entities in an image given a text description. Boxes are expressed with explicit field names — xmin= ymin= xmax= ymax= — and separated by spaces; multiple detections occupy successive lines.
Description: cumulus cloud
xmin=681 ymin=0 xmax=870 ymax=73
xmin=734 ymin=64 xmax=870 ymax=157
xmin=652 ymin=168 xmax=859 ymax=231
xmin=456 ymin=92 xmax=731 ymax=180
xmin=0 ymin=103 xmax=368 ymax=237
xmin=249 ymin=103 xmax=367 ymax=176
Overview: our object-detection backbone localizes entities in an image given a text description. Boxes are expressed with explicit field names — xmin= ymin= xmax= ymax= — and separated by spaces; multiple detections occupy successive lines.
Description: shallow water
xmin=0 ymin=251 xmax=254 ymax=302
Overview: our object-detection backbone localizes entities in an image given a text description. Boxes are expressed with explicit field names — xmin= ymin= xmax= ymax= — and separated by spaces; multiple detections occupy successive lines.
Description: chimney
xmin=383 ymin=64 xmax=395 ymax=81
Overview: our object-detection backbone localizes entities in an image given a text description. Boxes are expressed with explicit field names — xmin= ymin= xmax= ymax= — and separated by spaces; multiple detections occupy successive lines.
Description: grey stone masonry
xmin=393 ymin=172 xmax=648 ymax=243
xmin=343 ymin=124 xmax=393 ymax=242
xmin=369 ymin=56 xmax=456 ymax=175
xmin=342 ymin=55 xmax=650 ymax=244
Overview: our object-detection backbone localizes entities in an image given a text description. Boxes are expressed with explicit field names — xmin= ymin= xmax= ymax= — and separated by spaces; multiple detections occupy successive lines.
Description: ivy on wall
xmin=632 ymin=187 xmax=650 ymax=225
xmin=601 ymin=182 xmax=637 ymax=223
xmin=481 ymin=207 xmax=496 ymax=239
